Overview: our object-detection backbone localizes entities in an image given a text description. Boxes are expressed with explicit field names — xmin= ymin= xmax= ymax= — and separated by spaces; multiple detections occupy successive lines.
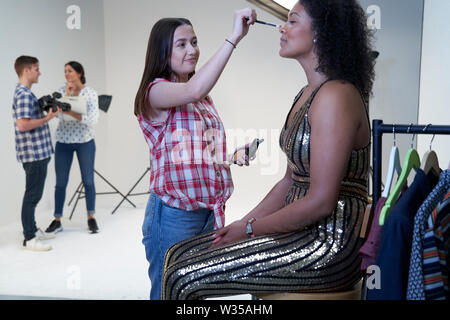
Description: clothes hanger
xmin=382 ymin=125 xmax=402 ymax=198
xmin=421 ymin=126 xmax=440 ymax=175
xmin=422 ymin=150 xmax=440 ymax=174
xmin=379 ymin=125 xmax=421 ymax=226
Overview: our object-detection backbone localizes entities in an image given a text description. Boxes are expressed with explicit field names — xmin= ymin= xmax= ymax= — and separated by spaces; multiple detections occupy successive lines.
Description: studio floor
xmin=0 ymin=197 xmax=250 ymax=300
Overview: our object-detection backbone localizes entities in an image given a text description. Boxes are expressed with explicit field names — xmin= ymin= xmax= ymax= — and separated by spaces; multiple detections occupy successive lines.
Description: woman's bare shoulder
xmin=311 ymin=80 xmax=363 ymax=117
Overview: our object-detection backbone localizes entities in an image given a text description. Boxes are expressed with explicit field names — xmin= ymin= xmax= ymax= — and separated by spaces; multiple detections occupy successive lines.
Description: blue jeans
xmin=22 ymin=157 xmax=50 ymax=241
xmin=142 ymin=193 xmax=214 ymax=300
xmin=54 ymin=140 xmax=96 ymax=217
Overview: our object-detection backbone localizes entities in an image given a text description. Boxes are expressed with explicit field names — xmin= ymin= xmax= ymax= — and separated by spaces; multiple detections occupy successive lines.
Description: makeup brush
xmin=245 ymin=17 xmax=280 ymax=28
xmin=255 ymin=20 xmax=280 ymax=28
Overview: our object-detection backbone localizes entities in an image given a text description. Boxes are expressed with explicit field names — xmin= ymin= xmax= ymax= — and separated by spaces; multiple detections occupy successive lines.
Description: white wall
xmin=417 ymin=0 xmax=450 ymax=168
xmin=355 ymin=0 xmax=425 ymax=190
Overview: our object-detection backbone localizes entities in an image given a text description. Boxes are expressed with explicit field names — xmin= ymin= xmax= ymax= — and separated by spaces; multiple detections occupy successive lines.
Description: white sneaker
xmin=23 ymin=237 xmax=52 ymax=251
xmin=36 ymin=228 xmax=56 ymax=240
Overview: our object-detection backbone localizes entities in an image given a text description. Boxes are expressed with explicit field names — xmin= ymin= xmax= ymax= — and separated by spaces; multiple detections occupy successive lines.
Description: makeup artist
xmin=162 ymin=0 xmax=376 ymax=300
xmin=135 ymin=8 xmax=256 ymax=300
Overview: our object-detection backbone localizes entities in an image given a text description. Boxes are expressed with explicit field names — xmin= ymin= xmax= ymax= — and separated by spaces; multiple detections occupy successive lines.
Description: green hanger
xmin=378 ymin=148 xmax=421 ymax=226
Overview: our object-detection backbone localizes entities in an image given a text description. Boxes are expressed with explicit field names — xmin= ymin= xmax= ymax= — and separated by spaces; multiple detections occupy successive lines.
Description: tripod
xmin=68 ymin=169 xmax=136 ymax=219
xmin=111 ymin=167 xmax=150 ymax=214
xmin=65 ymin=94 xmax=133 ymax=219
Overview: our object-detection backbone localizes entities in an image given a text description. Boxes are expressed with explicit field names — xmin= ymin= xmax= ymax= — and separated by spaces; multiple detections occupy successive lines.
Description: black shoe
xmin=45 ymin=220 xmax=63 ymax=233
xmin=88 ymin=218 xmax=99 ymax=234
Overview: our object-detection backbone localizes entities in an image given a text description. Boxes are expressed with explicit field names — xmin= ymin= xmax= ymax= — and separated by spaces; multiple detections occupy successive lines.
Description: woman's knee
xmin=55 ymin=165 xmax=71 ymax=188
xmin=82 ymin=179 xmax=95 ymax=190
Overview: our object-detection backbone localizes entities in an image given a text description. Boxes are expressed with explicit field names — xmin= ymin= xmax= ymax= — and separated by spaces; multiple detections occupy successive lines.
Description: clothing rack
xmin=372 ymin=119 xmax=450 ymax=212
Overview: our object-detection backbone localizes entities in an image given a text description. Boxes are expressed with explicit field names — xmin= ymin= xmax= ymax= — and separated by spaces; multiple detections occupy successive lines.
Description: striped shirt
xmin=12 ymin=83 xmax=53 ymax=163
xmin=137 ymin=78 xmax=233 ymax=229
xmin=423 ymin=190 xmax=450 ymax=300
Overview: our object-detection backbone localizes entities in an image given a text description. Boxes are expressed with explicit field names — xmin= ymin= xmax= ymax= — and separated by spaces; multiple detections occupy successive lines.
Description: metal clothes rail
xmin=372 ymin=119 xmax=450 ymax=211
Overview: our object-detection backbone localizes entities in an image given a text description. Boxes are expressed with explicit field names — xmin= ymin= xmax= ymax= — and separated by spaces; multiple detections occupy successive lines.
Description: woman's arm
xmin=212 ymin=82 xmax=368 ymax=246
xmin=63 ymin=110 xmax=82 ymax=121
xmin=59 ymin=85 xmax=83 ymax=121
xmin=149 ymin=8 xmax=256 ymax=110
xmin=212 ymin=163 xmax=292 ymax=247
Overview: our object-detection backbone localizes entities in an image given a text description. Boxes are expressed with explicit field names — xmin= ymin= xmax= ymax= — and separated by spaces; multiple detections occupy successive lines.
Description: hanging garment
xmin=359 ymin=197 xmax=387 ymax=270
xmin=367 ymin=169 xmax=438 ymax=300
xmin=407 ymin=170 xmax=450 ymax=300
xmin=431 ymin=190 xmax=450 ymax=299
xmin=359 ymin=185 xmax=408 ymax=270
xmin=423 ymin=190 xmax=450 ymax=300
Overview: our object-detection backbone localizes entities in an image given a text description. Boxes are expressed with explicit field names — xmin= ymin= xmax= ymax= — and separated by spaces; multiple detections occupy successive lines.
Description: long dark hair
xmin=300 ymin=0 xmax=375 ymax=102
xmin=66 ymin=61 xmax=86 ymax=84
xmin=134 ymin=18 xmax=193 ymax=119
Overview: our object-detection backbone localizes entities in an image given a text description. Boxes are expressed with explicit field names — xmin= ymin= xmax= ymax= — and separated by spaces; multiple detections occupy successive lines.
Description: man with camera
xmin=12 ymin=56 xmax=60 ymax=251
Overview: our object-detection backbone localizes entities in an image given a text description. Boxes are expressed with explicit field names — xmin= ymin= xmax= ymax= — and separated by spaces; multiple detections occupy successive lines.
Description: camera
xmin=38 ymin=92 xmax=71 ymax=113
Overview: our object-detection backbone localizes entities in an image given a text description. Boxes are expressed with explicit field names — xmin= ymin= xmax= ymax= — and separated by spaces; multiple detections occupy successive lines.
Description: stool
xmin=254 ymin=279 xmax=363 ymax=300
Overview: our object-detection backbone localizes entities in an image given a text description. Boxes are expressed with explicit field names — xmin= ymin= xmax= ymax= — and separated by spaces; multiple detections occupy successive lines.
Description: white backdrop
xmin=417 ymin=0 xmax=450 ymax=165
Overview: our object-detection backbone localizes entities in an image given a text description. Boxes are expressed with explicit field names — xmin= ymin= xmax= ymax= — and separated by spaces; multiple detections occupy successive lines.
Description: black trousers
xmin=21 ymin=157 xmax=50 ymax=240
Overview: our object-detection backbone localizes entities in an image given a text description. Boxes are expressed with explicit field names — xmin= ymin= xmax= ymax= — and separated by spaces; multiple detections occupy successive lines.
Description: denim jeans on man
xmin=22 ymin=157 xmax=50 ymax=241
xmin=142 ymin=193 xmax=214 ymax=300
xmin=54 ymin=139 xmax=96 ymax=217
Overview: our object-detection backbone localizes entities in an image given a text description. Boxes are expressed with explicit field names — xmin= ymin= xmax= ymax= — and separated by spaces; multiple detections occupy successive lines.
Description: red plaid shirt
xmin=137 ymin=78 xmax=233 ymax=229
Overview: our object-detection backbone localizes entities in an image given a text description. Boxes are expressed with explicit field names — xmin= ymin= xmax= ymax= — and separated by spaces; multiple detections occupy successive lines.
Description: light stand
xmin=111 ymin=167 xmax=150 ymax=214
xmin=68 ymin=95 xmax=136 ymax=218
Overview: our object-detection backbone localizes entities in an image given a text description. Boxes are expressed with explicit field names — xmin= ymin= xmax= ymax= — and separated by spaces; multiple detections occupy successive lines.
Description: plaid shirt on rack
xmin=137 ymin=78 xmax=233 ymax=229
xmin=12 ymin=83 xmax=53 ymax=163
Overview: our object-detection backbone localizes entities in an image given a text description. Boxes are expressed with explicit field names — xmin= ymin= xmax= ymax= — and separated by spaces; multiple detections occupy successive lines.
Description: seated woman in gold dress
xmin=162 ymin=0 xmax=375 ymax=300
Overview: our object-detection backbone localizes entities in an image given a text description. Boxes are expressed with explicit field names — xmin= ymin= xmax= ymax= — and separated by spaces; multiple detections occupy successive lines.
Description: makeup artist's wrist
xmin=228 ymin=34 xmax=241 ymax=47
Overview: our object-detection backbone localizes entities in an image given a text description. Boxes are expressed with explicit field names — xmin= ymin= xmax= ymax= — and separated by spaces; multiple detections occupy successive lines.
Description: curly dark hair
xmin=300 ymin=0 xmax=375 ymax=102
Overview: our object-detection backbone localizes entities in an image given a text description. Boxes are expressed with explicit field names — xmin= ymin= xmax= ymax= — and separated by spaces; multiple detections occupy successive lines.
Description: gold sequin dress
xmin=162 ymin=82 xmax=370 ymax=300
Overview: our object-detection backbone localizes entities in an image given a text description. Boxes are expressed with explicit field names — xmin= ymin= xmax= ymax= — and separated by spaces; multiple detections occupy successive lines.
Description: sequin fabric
xmin=162 ymin=82 xmax=370 ymax=300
